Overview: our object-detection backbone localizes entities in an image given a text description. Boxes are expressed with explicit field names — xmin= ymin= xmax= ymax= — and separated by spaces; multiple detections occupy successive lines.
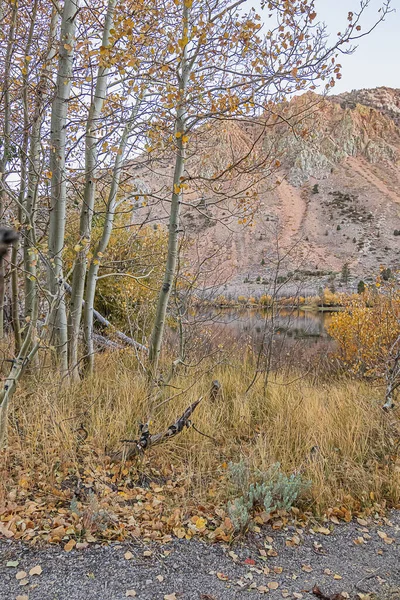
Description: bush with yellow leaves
xmin=65 ymin=208 xmax=167 ymax=335
xmin=328 ymin=277 xmax=400 ymax=379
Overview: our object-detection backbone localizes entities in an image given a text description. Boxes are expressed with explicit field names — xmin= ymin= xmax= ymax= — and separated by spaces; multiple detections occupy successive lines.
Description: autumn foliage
xmin=328 ymin=277 xmax=400 ymax=379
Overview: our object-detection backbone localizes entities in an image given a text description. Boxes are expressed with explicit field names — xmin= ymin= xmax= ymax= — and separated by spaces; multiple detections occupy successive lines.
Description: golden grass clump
xmin=1 ymin=347 xmax=399 ymax=523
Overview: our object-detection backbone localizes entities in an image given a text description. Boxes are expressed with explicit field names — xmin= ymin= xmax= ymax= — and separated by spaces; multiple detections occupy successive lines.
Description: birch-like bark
xmin=148 ymin=1 xmax=190 ymax=377
xmin=0 ymin=0 xmax=17 ymax=337
xmin=82 ymin=100 xmax=139 ymax=374
xmin=69 ymin=0 xmax=116 ymax=376
xmin=23 ymin=4 xmax=59 ymax=343
xmin=48 ymin=0 xmax=80 ymax=374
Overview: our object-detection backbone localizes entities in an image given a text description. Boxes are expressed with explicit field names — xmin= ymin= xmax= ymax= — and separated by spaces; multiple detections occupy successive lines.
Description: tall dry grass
xmin=1 ymin=348 xmax=400 ymax=514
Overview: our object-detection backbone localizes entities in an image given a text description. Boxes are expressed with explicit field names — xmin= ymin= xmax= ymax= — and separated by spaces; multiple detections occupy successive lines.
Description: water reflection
xmin=196 ymin=307 xmax=335 ymax=342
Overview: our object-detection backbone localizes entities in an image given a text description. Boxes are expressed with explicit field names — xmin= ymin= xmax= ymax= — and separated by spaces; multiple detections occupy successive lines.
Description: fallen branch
xmin=108 ymin=396 xmax=203 ymax=461
xmin=63 ymin=282 xmax=148 ymax=352
xmin=93 ymin=332 xmax=124 ymax=350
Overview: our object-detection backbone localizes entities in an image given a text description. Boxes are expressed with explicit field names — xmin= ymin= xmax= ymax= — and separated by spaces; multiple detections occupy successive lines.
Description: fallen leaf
xmin=16 ymin=571 xmax=27 ymax=581
xmin=64 ymin=539 xmax=76 ymax=552
xmin=316 ymin=527 xmax=331 ymax=535
xmin=244 ymin=558 xmax=255 ymax=565
xmin=258 ymin=586 xmax=269 ymax=593
xmin=143 ymin=550 xmax=152 ymax=557
xmin=293 ymin=594 xmax=303 ymax=599
xmin=268 ymin=582 xmax=279 ymax=590
xmin=302 ymin=565 xmax=313 ymax=573
xmin=274 ymin=567 xmax=283 ymax=574
xmin=29 ymin=565 xmax=42 ymax=576
xmin=0 ymin=523 xmax=14 ymax=538
xmin=357 ymin=518 xmax=368 ymax=526
xmin=76 ymin=542 xmax=88 ymax=550
xmin=126 ymin=591 xmax=137 ymax=597
xmin=156 ymin=575 xmax=164 ymax=582
xmin=124 ymin=551 xmax=134 ymax=560
xmin=16 ymin=596 xmax=29 ymax=600
xmin=6 ymin=560 xmax=19 ymax=567
xmin=164 ymin=595 xmax=177 ymax=600
xmin=19 ymin=579 xmax=29 ymax=586
xmin=217 ymin=572 xmax=229 ymax=581
xmin=334 ymin=574 xmax=342 ymax=580
xmin=330 ymin=516 xmax=340 ymax=525
xmin=194 ymin=517 xmax=207 ymax=530
xmin=377 ymin=530 xmax=387 ymax=540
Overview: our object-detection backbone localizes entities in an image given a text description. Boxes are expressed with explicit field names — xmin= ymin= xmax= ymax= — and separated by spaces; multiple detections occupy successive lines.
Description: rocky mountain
xmin=128 ymin=87 xmax=400 ymax=296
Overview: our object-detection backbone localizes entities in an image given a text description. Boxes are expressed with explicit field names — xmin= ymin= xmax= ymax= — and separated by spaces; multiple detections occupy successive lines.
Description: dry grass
xmin=2 ymin=347 xmax=399 ymax=518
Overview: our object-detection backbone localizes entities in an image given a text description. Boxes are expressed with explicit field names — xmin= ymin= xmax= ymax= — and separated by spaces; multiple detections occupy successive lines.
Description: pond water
xmin=195 ymin=307 xmax=335 ymax=342
xmin=182 ymin=307 xmax=338 ymax=370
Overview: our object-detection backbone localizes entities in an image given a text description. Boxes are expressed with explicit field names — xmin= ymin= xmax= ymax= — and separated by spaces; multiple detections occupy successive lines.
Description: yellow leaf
xmin=64 ymin=43 xmax=72 ymax=51
xmin=175 ymin=131 xmax=182 ymax=138
xmin=217 ymin=572 xmax=229 ymax=581
xmin=173 ymin=184 xmax=181 ymax=195
xmin=64 ymin=539 xmax=76 ymax=552
xmin=194 ymin=517 xmax=207 ymax=530
xmin=182 ymin=135 xmax=189 ymax=143
xmin=173 ymin=527 xmax=186 ymax=538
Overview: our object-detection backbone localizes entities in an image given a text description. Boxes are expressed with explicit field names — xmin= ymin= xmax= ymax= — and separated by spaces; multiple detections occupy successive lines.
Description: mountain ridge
xmin=128 ymin=87 xmax=400 ymax=294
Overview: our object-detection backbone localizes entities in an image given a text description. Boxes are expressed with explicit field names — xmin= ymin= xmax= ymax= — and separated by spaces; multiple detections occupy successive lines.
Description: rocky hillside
xmin=128 ymin=88 xmax=400 ymax=296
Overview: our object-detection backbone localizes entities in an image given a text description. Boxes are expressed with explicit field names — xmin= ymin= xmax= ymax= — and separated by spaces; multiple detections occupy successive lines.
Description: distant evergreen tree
xmin=341 ymin=263 xmax=350 ymax=284
xmin=357 ymin=280 xmax=366 ymax=294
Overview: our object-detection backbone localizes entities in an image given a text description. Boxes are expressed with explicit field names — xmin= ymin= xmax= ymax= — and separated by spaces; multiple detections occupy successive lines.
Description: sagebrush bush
xmin=227 ymin=459 xmax=310 ymax=531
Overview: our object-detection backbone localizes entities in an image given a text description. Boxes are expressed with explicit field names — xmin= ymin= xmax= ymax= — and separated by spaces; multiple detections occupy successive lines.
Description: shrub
xmin=328 ymin=280 xmax=400 ymax=379
xmin=394 ymin=230 xmax=400 ymax=236
xmin=312 ymin=184 xmax=319 ymax=194
xmin=238 ymin=295 xmax=248 ymax=305
xmin=227 ymin=459 xmax=310 ymax=531
xmin=259 ymin=294 xmax=272 ymax=307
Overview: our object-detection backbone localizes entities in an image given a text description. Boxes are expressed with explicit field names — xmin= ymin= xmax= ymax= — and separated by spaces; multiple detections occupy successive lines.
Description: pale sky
xmin=315 ymin=0 xmax=400 ymax=93
xmin=251 ymin=0 xmax=400 ymax=94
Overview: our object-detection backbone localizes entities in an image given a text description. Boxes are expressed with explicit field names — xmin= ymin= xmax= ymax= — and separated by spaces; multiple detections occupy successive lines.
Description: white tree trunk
xmin=24 ymin=4 xmax=59 ymax=342
xmin=148 ymin=1 xmax=190 ymax=377
xmin=48 ymin=0 xmax=80 ymax=375
xmin=0 ymin=0 xmax=17 ymax=338
xmin=82 ymin=100 xmax=139 ymax=374
xmin=69 ymin=0 xmax=116 ymax=377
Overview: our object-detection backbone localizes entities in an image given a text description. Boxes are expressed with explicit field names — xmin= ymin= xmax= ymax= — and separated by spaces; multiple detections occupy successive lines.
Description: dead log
xmin=63 ymin=282 xmax=148 ymax=352
xmin=108 ymin=396 xmax=203 ymax=461
xmin=92 ymin=332 xmax=124 ymax=351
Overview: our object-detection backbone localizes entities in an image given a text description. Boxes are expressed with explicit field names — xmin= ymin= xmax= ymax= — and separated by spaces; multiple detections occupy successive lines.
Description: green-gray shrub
xmin=227 ymin=460 xmax=310 ymax=532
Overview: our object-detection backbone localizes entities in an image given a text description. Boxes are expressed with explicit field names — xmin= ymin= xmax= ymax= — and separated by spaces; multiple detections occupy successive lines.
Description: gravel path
xmin=1 ymin=512 xmax=399 ymax=600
